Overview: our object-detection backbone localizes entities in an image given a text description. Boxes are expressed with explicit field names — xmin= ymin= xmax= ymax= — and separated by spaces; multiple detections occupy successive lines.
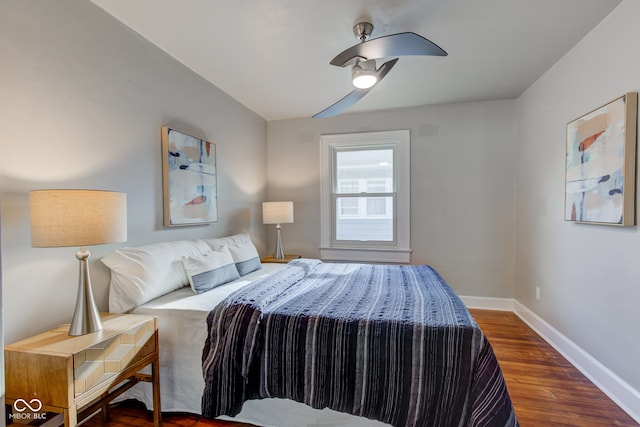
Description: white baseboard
xmin=512 ymin=301 xmax=640 ymax=424
xmin=459 ymin=295 xmax=515 ymax=311
xmin=458 ymin=296 xmax=640 ymax=423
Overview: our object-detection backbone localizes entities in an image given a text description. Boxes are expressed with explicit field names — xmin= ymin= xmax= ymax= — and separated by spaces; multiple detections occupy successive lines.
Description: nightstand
xmin=261 ymin=254 xmax=302 ymax=263
xmin=4 ymin=313 xmax=160 ymax=427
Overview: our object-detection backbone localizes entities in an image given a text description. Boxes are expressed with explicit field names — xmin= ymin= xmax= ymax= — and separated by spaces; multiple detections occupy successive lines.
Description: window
xmin=335 ymin=148 xmax=393 ymax=240
xmin=320 ymin=130 xmax=410 ymax=263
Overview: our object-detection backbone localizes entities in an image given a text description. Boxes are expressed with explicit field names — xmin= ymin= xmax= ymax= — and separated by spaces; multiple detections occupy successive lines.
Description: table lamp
xmin=30 ymin=189 xmax=127 ymax=336
xmin=262 ymin=201 xmax=294 ymax=259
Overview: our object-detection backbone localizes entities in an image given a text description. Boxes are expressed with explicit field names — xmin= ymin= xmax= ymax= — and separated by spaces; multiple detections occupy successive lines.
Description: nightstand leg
xmin=64 ymin=406 xmax=78 ymax=427
xmin=102 ymin=400 xmax=110 ymax=421
xmin=152 ymin=355 xmax=162 ymax=426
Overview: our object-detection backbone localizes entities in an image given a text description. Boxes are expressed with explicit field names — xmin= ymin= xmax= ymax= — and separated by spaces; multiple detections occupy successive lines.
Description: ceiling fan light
xmin=352 ymin=72 xmax=377 ymax=89
xmin=352 ymin=59 xmax=378 ymax=89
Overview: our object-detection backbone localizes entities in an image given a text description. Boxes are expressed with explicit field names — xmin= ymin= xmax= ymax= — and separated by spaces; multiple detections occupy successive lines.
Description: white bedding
xmin=124 ymin=262 xmax=387 ymax=426
xmin=125 ymin=264 xmax=282 ymax=413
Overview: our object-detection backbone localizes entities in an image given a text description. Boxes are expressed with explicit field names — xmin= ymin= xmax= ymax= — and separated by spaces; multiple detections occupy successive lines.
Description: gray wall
xmin=515 ymin=0 xmax=640 ymax=392
xmin=0 ymin=0 xmax=268 ymax=344
xmin=267 ymin=100 xmax=517 ymax=298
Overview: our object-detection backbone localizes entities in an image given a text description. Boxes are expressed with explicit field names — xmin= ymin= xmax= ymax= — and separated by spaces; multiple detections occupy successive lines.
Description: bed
xmin=101 ymin=234 xmax=518 ymax=427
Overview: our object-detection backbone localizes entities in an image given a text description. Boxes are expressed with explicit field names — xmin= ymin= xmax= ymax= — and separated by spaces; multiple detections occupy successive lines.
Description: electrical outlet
xmin=535 ymin=286 xmax=541 ymax=301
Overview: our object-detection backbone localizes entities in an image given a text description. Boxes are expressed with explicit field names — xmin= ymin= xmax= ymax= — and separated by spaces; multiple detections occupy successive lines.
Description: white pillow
xmin=102 ymin=239 xmax=210 ymax=313
xmin=182 ymin=246 xmax=240 ymax=294
xmin=202 ymin=232 xmax=262 ymax=276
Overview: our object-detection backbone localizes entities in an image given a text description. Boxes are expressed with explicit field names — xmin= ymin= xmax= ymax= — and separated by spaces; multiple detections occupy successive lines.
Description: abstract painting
xmin=565 ymin=93 xmax=637 ymax=225
xmin=161 ymin=127 xmax=217 ymax=226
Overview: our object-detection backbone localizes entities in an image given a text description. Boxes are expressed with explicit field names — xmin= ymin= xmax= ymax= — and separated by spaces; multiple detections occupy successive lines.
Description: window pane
xmin=336 ymin=197 xmax=393 ymax=241
xmin=336 ymin=149 xmax=393 ymax=192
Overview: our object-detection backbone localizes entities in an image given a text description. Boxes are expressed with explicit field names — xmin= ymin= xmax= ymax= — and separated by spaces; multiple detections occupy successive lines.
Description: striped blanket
xmin=201 ymin=259 xmax=518 ymax=426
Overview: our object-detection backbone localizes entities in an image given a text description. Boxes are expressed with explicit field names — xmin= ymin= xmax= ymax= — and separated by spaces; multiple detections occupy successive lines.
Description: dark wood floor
xmin=76 ymin=309 xmax=637 ymax=427
xmin=470 ymin=309 xmax=637 ymax=426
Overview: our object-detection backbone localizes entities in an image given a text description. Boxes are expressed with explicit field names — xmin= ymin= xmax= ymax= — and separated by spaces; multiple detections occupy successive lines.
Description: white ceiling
xmin=90 ymin=0 xmax=620 ymax=121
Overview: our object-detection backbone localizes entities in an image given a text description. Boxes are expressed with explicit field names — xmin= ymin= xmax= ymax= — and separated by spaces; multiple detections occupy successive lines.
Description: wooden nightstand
xmin=4 ymin=313 xmax=160 ymax=427
xmin=261 ymin=254 xmax=302 ymax=264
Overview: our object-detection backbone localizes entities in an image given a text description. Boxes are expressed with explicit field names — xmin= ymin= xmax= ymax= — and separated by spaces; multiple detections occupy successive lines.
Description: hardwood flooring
xmin=79 ymin=402 xmax=254 ymax=427
xmin=469 ymin=309 xmax=637 ymax=427
xmin=74 ymin=309 xmax=637 ymax=427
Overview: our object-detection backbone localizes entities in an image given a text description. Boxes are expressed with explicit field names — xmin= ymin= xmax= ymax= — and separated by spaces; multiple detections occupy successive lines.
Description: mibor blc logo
xmin=9 ymin=398 xmax=47 ymax=421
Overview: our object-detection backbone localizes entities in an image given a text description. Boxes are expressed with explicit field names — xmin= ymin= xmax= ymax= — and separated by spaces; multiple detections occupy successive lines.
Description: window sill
xmin=319 ymin=247 xmax=411 ymax=264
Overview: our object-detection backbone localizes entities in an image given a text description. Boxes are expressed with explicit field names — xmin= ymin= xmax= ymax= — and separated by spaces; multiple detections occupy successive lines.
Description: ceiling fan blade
xmin=313 ymin=59 xmax=398 ymax=119
xmin=312 ymin=89 xmax=370 ymax=119
xmin=330 ymin=32 xmax=447 ymax=67
xmin=376 ymin=57 xmax=399 ymax=80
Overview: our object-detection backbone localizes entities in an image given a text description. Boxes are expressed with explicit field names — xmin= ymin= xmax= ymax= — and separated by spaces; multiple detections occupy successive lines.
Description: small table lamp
xmin=262 ymin=201 xmax=294 ymax=259
xmin=30 ymin=189 xmax=127 ymax=336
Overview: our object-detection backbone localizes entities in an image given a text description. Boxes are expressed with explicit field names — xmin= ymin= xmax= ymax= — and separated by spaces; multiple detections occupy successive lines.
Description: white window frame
xmin=320 ymin=130 xmax=411 ymax=263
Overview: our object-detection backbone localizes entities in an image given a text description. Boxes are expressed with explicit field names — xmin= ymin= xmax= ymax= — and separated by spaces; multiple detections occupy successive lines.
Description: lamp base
xmin=69 ymin=247 xmax=103 ymax=336
xmin=273 ymin=224 xmax=285 ymax=259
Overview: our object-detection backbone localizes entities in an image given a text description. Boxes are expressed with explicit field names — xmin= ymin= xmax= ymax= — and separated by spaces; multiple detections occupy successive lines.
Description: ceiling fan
xmin=313 ymin=22 xmax=447 ymax=119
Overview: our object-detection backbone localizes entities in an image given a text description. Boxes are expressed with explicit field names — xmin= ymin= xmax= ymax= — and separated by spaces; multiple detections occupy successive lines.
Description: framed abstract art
xmin=565 ymin=93 xmax=637 ymax=226
xmin=161 ymin=127 xmax=218 ymax=226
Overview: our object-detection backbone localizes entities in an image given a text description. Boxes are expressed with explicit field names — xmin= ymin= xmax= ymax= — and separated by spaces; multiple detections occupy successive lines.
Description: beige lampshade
xmin=30 ymin=189 xmax=127 ymax=247
xmin=262 ymin=201 xmax=294 ymax=224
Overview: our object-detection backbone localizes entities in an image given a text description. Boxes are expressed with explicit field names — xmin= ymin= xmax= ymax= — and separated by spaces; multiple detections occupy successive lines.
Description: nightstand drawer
xmin=73 ymin=317 xmax=156 ymax=396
